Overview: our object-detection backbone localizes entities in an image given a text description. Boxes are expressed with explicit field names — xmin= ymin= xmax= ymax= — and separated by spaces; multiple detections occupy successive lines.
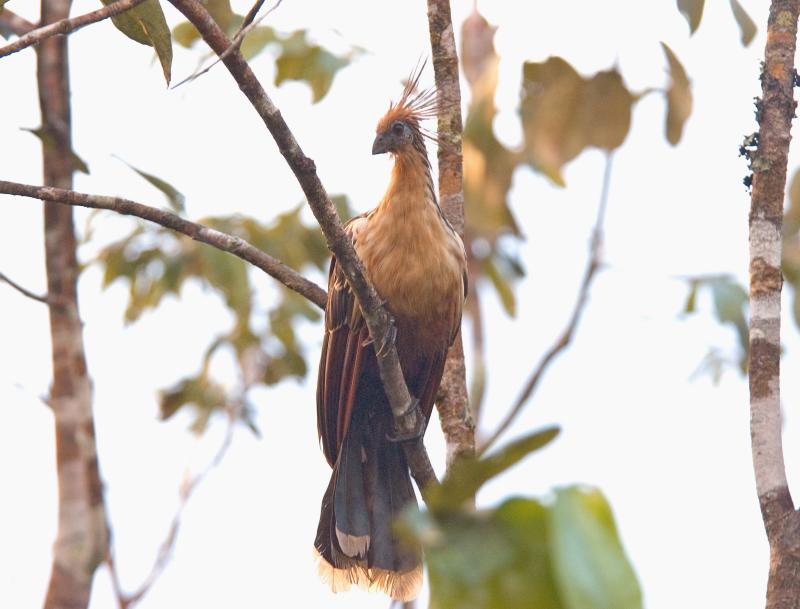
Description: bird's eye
xmin=392 ymin=122 xmax=405 ymax=135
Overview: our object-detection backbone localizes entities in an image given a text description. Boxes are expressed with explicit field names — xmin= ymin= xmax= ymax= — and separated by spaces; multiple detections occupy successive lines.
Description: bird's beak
xmin=372 ymin=132 xmax=391 ymax=155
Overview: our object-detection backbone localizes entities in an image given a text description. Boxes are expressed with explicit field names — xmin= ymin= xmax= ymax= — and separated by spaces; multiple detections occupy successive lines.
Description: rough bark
xmin=749 ymin=2 xmax=800 ymax=608
xmin=427 ymin=0 xmax=474 ymax=468
xmin=167 ymin=0 xmax=437 ymax=491
xmin=0 ymin=180 xmax=328 ymax=309
xmin=37 ymin=2 xmax=108 ymax=608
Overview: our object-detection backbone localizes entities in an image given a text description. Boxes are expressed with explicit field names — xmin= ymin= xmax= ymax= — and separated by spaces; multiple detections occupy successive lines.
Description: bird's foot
xmin=362 ymin=317 xmax=397 ymax=358
xmin=386 ymin=398 xmax=426 ymax=443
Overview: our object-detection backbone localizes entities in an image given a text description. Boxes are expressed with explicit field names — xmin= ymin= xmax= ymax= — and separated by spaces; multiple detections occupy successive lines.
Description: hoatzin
xmin=314 ymin=68 xmax=467 ymax=601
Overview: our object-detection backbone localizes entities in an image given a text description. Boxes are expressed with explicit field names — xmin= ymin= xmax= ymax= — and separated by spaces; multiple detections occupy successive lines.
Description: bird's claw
xmin=362 ymin=318 xmax=397 ymax=358
xmin=386 ymin=398 xmax=426 ymax=443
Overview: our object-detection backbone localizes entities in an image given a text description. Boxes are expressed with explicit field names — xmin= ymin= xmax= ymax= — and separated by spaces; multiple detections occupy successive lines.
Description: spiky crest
xmin=376 ymin=60 xmax=439 ymax=143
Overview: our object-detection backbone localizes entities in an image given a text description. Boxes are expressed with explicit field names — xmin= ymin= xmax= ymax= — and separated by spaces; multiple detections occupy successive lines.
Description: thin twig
xmin=167 ymin=0 xmax=438 ymax=491
xmin=0 ymin=8 xmax=36 ymax=38
xmin=0 ymin=0 xmax=147 ymax=59
xmin=107 ymin=396 xmax=242 ymax=609
xmin=0 ymin=270 xmax=53 ymax=305
xmin=479 ymin=153 xmax=614 ymax=456
xmin=171 ymin=0 xmax=282 ymax=90
xmin=0 ymin=180 xmax=328 ymax=309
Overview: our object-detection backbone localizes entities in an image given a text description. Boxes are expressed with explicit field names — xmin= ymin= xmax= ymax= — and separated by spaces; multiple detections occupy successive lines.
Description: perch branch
xmin=166 ymin=0 xmax=438 ymax=491
xmin=479 ymin=153 xmax=613 ymax=456
xmin=0 ymin=180 xmax=328 ymax=309
xmin=0 ymin=0 xmax=147 ymax=59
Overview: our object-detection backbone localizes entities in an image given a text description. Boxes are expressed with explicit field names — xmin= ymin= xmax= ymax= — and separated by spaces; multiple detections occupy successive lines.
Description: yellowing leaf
xmin=172 ymin=0 xmax=235 ymax=48
xmin=676 ymin=0 xmax=705 ymax=34
xmin=520 ymin=58 xmax=633 ymax=185
xmin=102 ymin=0 xmax=173 ymax=84
xmin=661 ymin=43 xmax=692 ymax=145
xmin=730 ymin=0 xmax=757 ymax=46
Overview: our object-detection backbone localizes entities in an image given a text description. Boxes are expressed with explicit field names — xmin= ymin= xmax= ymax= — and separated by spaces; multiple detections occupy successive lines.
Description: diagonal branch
xmin=0 ymin=9 xmax=36 ymax=38
xmin=0 ymin=0 xmax=148 ymax=59
xmin=0 ymin=180 xmax=328 ymax=309
xmin=0 ymin=270 xmax=54 ymax=305
xmin=166 ymin=0 xmax=437 ymax=491
xmin=478 ymin=153 xmax=614 ymax=456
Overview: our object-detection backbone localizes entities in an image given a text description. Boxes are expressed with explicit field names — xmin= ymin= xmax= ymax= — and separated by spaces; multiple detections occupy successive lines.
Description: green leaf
xmin=520 ymin=58 xmax=633 ymax=185
xmin=480 ymin=255 xmax=516 ymax=316
xmin=428 ymin=426 xmax=560 ymax=511
xmin=274 ymin=30 xmax=351 ymax=103
xmin=661 ymin=42 xmax=692 ymax=145
xmin=709 ymin=275 xmax=748 ymax=361
xmin=102 ymin=0 xmax=173 ymax=84
xmin=676 ymin=0 xmax=705 ymax=34
xmin=729 ymin=0 xmax=757 ymax=46
xmin=21 ymin=127 xmax=90 ymax=174
xmin=115 ymin=157 xmax=185 ymax=213
xmin=548 ymin=486 xmax=642 ymax=609
xmin=683 ymin=280 xmax=698 ymax=313
xmin=160 ymin=373 xmax=228 ymax=433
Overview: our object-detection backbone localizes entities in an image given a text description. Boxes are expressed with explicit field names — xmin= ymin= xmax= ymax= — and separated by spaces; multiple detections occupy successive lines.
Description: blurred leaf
xmin=240 ymin=26 xmax=277 ymax=60
xmin=520 ymin=58 xmax=633 ymax=185
xmin=428 ymin=426 xmax=560 ymax=512
xmin=172 ymin=0 xmax=236 ymax=48
xmin=786 ymin=168 xmax=800 ymax=235
xmin=22 ymin=127 xmax=90 ymax=174
xmin=160 ymin=373 xmax=227 ymax=433
xmin=274 ymin=30 xmax=352 ymax=103
xmin=102 ymin=0 xmax=173 ymax=84
xmin=730 ymin=0 xmax=757 ymax=46
xmin=480 ymin=255 xmax=516 ymax=316
xmin=115 ymin=157 xmax=185 ymax=213
xmin=549 ymin=487 xmax=642 ymax=609
xmin=661 ymin=43 xmax=692 ymax=145
xmin=461 ymin=8 xmax=498 ymax=93
xmin=683 ymin=280 xmax=698 ymax=313
xmin=676 ymin=0 xmax=705 ymax=33
xmin=709 ymin=276 xmax=748 ymax=357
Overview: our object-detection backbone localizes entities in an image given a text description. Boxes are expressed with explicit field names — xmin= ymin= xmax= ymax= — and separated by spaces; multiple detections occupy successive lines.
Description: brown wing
xmin=316 ymin=217 xmax=369 ymax=467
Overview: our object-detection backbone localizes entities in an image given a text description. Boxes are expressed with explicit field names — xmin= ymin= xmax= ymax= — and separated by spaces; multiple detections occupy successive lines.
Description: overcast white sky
xmin=0 ymin=0 xmax=791 ymax=607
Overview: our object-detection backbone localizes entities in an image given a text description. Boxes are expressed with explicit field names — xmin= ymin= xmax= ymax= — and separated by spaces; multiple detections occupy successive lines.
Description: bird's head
xmin=372 ymin=118 xmax=417 ymax=155
xmin=372 ymin=62 xmax=438 ymax=156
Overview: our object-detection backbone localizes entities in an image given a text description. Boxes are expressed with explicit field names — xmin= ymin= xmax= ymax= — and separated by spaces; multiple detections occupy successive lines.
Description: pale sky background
xmin=0 ymin=0 xmax=791 ymax=608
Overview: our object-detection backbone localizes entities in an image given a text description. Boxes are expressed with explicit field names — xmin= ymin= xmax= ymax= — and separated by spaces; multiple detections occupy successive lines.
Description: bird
xmin=314 ymin=65 xmax=467 ymax=602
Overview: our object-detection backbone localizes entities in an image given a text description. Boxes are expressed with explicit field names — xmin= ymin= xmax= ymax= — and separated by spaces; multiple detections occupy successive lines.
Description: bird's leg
xmin=361 ymin=315 xmax=397 ymax=358
xmin=386 ymin=397 xmax=426 ymax=443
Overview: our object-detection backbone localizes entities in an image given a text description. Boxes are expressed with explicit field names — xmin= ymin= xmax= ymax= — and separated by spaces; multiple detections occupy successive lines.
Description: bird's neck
xmin=377 ymin=150 xmax=438 ymax=218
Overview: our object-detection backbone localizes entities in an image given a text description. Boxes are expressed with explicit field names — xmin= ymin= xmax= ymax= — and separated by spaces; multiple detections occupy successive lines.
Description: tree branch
xmin=0 ymin=180 xmax=328 ymax=309
xmin=749 ymin=1 xmax=800 ymax=607
xmin=427 ymin=0 xmax=474 ymax=469
xmin=107 ymin=396 xmax=240 ymax=609
xmin=0 ymin=270 xmax=54 ymax=305
xmin=479 ymin=153 xmax=613 ymax=456
xmin=0 ymin=8 xmax=36 ymax=38
xmin=0 ymin=0 xmax=147 ymax=59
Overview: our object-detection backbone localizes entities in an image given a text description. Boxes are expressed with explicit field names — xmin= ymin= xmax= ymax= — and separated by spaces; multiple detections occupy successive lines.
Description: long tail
xmin=314 ymin=411 xmax=422 ymax=601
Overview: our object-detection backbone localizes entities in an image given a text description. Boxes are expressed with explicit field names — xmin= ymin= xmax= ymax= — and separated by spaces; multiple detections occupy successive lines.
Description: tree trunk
xmin=749 ymin=1 xmax=800 ymax=608
xmin=37 ymin=1 xmax=108 ymax=608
